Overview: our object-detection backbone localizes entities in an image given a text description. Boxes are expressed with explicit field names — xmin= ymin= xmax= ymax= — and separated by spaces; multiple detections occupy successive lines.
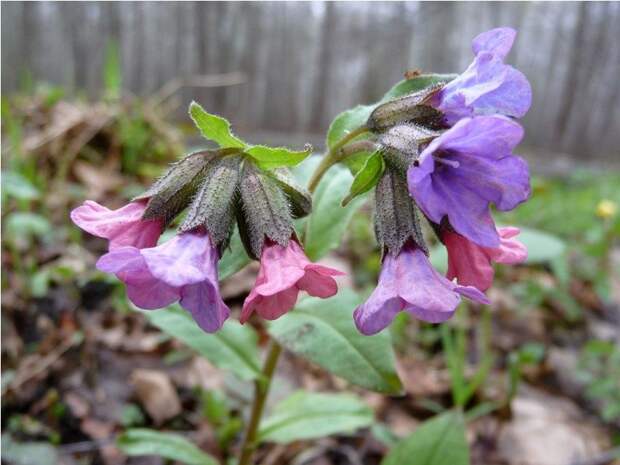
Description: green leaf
xmin=117 ymin=429 xmax=218 ymax=465
xmin=327 ymin=74 xmax=456 ymax=173
xmin=268 ymin=289 xmax=403 ymax=394
xmin=2 ymin=171 xmax=40 ymax=200
xmin=304 ymin=163 xmax=366 ymax=260
xmin=189 ymin=101 xmax=246 ymax=148
xmin=258 ymin=391 xmax=373 ymax=443
xmin=382 ymin=411 xmax=469 ymax=465
xmin=342 ymin=151 xmax=384 ymax=206
xmin=246 ymin=144 xmax=312 ymax=170
xmin=517 ymin=227 xmax=566 ymax=264
xmin=144 ymin=306 xmax=262 ymax=381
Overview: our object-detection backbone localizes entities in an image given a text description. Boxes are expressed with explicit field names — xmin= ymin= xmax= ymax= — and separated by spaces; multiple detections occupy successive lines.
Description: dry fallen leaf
xmin=130 ymin=369 xmax=182 ymax=425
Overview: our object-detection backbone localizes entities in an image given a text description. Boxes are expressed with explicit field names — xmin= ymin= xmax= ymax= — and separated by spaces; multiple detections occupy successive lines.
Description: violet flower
xmin=444 ymin=226 xmax=527 ymax=292
xmin=71 ymin=200 xmax=163 ymax=250
xmin=407 ymin=115 xmax=530 ymax=248
xmin=431 ymin=27 xmax=532 ymax=126
xmin=240 ymin=239 xmax=344 ymax=324
xmin=353 ymin=242 xmax=489 ymax=335
xmin=97 ymin=229 xmax=230 ymax=333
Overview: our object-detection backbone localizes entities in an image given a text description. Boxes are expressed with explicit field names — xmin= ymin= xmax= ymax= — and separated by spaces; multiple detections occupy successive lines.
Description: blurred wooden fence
xmin=2 ymin=1 xmax=619 ymax=159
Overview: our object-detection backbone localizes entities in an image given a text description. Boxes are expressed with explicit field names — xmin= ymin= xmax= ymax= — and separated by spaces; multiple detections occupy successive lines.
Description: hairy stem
xmin=238 ymin=340 xmax=282 ymax=465
xmin=307 ymin=126 xmax=369 ymax=193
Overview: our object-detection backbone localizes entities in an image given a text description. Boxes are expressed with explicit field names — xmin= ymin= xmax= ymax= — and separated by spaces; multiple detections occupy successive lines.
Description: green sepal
xmin=237 ymin=161 xmax=294 ymax=259
xmin=326 ymin=74 xmax=456 ymax=174
xmin=341 ymin=151 xmax=385 ymax=207
xmin=379 ymin=123 xmax=440 ymax=174
xmin=367 ymin=84 xmax=444 ymax=133
xmin=138 ymin=150 xmax=215 ymax=225
xmin=180 ymin=155 xmax=242 ymax=251
xmin=266 ymin=168 xmax=312 ymax=219
xmin=374 ymin=167 xmax=427 ymax=257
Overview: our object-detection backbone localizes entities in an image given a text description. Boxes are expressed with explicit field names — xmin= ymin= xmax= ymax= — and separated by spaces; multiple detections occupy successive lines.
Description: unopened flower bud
xmin=237 ymin=162 xmax=295 ymax=260
xmin=367 ymin=84 xmax=444 ymax=133
xmin=374 ymin=166 xmax=427 ymax=257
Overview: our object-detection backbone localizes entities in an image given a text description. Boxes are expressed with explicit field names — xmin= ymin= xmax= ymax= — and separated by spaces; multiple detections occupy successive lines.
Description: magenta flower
xmin=96 ymin=229 xmax=230 ymax=333
xmin=353 ymin=243 xmax=489 ymax=335
xmin=407 ymin=115 xmax=530 ymax=248
xmin=431 ymin=27 xmax=532 ymax=126
xmin=71 ymin=200 xmax=163 ymax=250
xmin=240 ymin=239 xmax=344 ymax=324
xmin=444 ymin=227 xmax=527 ymax=292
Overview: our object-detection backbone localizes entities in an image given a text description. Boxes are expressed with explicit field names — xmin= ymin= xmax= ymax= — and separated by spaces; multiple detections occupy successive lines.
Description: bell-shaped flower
xmin=71 ymin=200 xmax=163 ymax=250
xmin=240 ymin=239 xmax=344 ymax=323
xmin=444 ymin=226 xmax=528 ymax=292
xmin=407 ymin=115 xmax=530 ymax=248
xmin=353 ymin=242 xmax=489 ymax=335
xmin=431 ymin=27 xmax=532 ymax=125
xmin=96 ymin=229 xmax=229 ymax=333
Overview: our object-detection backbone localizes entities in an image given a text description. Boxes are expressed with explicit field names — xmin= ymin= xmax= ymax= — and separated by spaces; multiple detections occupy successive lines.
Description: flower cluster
xmin=72 ymin=27 xmax=531 ymax=337
xmin=72 ymin=151 xmax=342 ymax=333
xmin=355 ymin=27 xmax=531 ymax=334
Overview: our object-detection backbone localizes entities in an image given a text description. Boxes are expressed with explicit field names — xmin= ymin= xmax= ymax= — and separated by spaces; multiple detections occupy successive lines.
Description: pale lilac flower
xmin=444 ymin=226 xmax=528 ymax=292
xmin=240 ymin=239 xmax=344 ymax=323
xmin=407 ymin=115 xmax=530 ymax=248
xmin=353 ymin=243 xmax=489 ymax=335
xmin=70 ymin=200 xmax=162 ymax=250
xmin=431 ymin=27 xmax=532 ymax=125
xmin=97 ymin=229 xmax=229 ymax=333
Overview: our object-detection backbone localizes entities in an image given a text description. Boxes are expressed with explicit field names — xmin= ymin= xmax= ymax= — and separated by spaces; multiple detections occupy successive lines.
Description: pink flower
xmin=70 ymin=200 xmax=163 ymax=250
xmin=353 ymin=242 xmax=489 ymax=335
xmin=96 ymin=229 xmax=230 ymax=333
xmin=240 ymin=239 xmax=345 ymax=323
xmin=444 ymin=226 xmax=527 ymax=292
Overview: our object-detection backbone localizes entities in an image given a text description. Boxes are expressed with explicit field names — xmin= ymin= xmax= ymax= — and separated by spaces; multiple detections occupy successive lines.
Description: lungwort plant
xmin=72 ymin=28 xmax=532 ymax=465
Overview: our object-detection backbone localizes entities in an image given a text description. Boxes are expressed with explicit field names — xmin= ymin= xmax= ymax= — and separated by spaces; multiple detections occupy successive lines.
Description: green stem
xmin=238 ymin=340 xmax=282 ymax=465
xmin=307 ymin=126 xmax=369 ymax=194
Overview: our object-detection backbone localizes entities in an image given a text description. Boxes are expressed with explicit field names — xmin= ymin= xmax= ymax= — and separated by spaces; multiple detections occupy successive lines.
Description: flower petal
xmin=395 ymin=247 xmax=462 ymax=323
xmin=141 ymin=231 xmax=216 ymax=287
xmin=445 ymin=231 xmax=495 ymax=291
xmin=297 ymin=269 xmax=338 ymax=298
xmin=71 ymin=200 xmax=161 ymax=249
xmin=472 ymin=27 xmax=517 ymax=59
xmin=181 ymin=281 xmax=230 ymax=333
xmin=488 ymin=227 xmax=528 ymax=264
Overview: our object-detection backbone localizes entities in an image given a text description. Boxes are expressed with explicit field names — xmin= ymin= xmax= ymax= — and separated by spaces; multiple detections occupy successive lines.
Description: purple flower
xmin=431 ymin=27 xmax=532 ymax=126
xmin=97 ymin=229 xmax=230 ymax=333
xmin=407 ymin=115 xmax=530 ymax=248
xmin=70 ymin=200 xmax=163 ymax=250
xmin=353 ymin=243 xmax=489 ymax=335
